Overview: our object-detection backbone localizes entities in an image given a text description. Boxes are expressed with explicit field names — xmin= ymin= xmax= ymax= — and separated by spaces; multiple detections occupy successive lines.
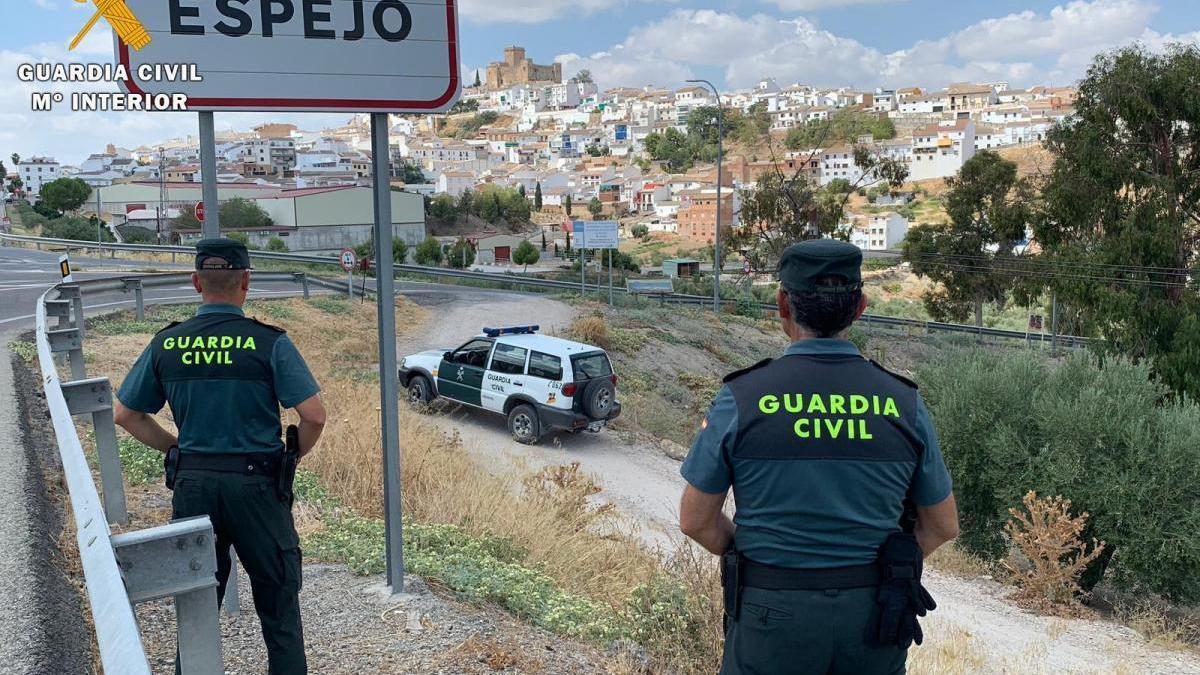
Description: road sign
xmin=1029 ymin=315 xmax=1044 ymax=330
xmin=114 ymin=0 xmax=461 ymax=112
xmin=59 ymin=254 xmax=73 ymax=282
xmin=195 ymin=201 xmax=205 ymax=223
xmin=574 ymin=220 xmax=619 ymax=249
xmin=340 ymin=248 xmax=358 ymax=272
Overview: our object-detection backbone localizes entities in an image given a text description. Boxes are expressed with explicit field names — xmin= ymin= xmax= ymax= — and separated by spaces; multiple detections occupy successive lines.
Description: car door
xmin=437 ymin=338 xmax=493 ymax=407
xmin=482 ymin=341 xmax=529 ymax=412
xmin=526 ymin=350 xmax=568 ymax=412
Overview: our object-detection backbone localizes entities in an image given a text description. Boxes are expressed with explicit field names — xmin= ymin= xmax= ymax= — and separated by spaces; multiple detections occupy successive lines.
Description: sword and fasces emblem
xmin=456 ymin=366 xmax=465 ymax=382
xmin=70 ymin=0 xmax=152 ymax=52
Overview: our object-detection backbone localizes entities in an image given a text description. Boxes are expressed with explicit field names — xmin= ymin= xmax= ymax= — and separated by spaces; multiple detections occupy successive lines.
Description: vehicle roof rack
xmin=482 ymin=325 xmax=540 ymax=337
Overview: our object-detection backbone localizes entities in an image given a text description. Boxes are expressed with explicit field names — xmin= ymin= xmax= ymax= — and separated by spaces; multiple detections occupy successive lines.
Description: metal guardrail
xmin=29 ymin=270 xmax=341 ymax=673
xmin=2 ymin=233 xmax=1088 ymax=348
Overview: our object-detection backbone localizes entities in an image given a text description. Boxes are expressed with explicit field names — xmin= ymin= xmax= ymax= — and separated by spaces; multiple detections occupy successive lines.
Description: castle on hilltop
xmin=485 ymin=46 xmax=561 ymax=89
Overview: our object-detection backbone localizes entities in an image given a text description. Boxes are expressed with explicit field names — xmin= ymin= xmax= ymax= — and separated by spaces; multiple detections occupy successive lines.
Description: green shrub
xmin=918 ymin=349 xmax=1200 ymax=602
xmin=8 ymin=340 xmax=36 ymax=363
xmin=118 ymin=437 xmax=163 ymax=484
xmin=265 ymin=237 xmax=288 ymax=252
xmin=307 ymin=296 xmax=351 ymax=315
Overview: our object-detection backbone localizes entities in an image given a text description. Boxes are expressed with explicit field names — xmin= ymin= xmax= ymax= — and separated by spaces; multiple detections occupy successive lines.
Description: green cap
xmin=778 ymin=239 xmax=863 ymax=293
xmin=195 ymin=238 xmax=251 ymax=270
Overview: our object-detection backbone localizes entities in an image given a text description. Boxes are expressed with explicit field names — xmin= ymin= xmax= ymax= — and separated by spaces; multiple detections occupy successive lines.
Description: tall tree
xmin=564 ymin=194 xmax=573 ymax=217
xmin=534 ymin=181 xmax=543 ymax=210
xmin=10 ymin=153 xmax=19 ymax=168
xmin=220 ymin=197 xmax=272 ymax=229
xmin=1034 ymin=44 xmax=1200 ymax=397
xmin=38 ymin=177 xmax=91 ymax=214
xmin=732 ymin=145 xmax=908 ymax=271
xmin=473 ymin=70 xmax=481 ymax=88
xmin=588 ymin=197 xmax=603 ymax=218
xmin=903 ymin=151 xmax=1034 ymax=326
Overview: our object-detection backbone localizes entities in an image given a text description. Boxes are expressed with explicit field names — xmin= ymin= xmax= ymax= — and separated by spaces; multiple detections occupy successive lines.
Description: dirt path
xmin=397 ymin=287 xmax=1200 ymax=674
xmin=396 ymin=287 xmax=685 ymax=548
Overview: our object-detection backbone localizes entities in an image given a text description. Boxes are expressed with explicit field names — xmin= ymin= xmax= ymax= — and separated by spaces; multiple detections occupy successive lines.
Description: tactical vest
xmin=150 ymin=313 xmax=286 ymax=452
xmin=725 ymin=353 xmax=924 ymax=464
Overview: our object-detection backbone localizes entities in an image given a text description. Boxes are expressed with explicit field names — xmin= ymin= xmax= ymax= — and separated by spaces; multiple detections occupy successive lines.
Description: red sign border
xmin=340 ymin=248 xmax=358 ymax=272
xmin=195 ymin=200 xmax=205 ymax=223
xmin=117 ymin=0 xmax=459 ymax=111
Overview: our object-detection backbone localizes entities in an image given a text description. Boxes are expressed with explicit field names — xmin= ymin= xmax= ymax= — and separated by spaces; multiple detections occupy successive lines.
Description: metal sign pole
xmin=608 ymin=250 xmax=613 ymax=306
xmin=348 ymin=268 xmax=353 ymax=299
xmin=371 ymin=113 xmax=405 ymax=593
xmin=199 ymin=112 xmax=220 ymax=239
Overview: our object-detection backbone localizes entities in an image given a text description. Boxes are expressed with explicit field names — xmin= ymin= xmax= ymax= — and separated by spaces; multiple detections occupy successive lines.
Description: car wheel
xmin=582 ymin=378 xmax=616 ymax=419
xmin=508 ymin=404 xmax=541 ymax=445
xmin=406 ymin=375 xmax=433 ymax=409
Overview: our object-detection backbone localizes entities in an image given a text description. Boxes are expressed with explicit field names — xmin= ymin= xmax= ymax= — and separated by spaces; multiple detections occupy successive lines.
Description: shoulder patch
xmin=869 ymin=359 xmax=918 ymax=389
xmin=723 ymin=358 xmax=773 ymax=383
xmin=153 ymin=320 xmax=182 ymax=335
xmin=249 ymin=317 xmax=286 ymax=334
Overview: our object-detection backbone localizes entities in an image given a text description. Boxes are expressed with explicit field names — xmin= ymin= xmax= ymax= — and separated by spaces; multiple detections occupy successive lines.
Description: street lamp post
xmin=687 ymin=78 xmax=723 ymax=312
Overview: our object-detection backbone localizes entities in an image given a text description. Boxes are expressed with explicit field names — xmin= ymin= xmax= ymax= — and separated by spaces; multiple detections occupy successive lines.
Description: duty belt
xmin=176 ymin=451 xmax=283 ymax=476
xmin=741 ymin=559 xmax=880 ymax=590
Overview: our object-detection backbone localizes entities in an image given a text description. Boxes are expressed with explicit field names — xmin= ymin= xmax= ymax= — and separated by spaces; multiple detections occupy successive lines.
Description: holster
xmin=720 ymin=548 xmax=742 ymax=629
xmin=872 ymin=531 xmax=936 ymax=648
xmin=163 ymin=445 xmax=180 ymax=490
xmin=277 ymin=425 xmax=300 ymax=506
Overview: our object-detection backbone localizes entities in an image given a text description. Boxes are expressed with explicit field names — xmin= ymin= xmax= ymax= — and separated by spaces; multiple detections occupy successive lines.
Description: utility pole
xmin=157 ymin=149 xmax=166 ymax=244
xmin=687 ymin=79 xmax=723 ymax=312
xmin=95 ymin=187 xmax=102 ymax=244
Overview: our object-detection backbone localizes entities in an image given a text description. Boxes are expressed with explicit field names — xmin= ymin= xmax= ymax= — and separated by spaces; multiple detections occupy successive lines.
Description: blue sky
xmin=4 ymin=0 xmax=1199 ymax=165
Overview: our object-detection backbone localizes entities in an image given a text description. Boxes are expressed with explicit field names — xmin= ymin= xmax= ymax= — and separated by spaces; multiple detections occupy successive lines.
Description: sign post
xmin=575 ymin=221 xmax=619 ymax=304
xmin=114 ymin=0 xmax=463 ymax=597
xmin=59 ymin=253 xmax=73 ymax=283
xmin=195 ymin=200 xmax=205 ymax=224
xmin=340 ymin=248 xmax=358 ymax=300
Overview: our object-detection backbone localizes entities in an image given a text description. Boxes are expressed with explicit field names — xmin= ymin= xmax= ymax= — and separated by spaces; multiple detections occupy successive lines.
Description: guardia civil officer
xmin=114 ymin=238 xmax=327 ymax=674
xmin=679 ymin=239 xmax=960 ymax=674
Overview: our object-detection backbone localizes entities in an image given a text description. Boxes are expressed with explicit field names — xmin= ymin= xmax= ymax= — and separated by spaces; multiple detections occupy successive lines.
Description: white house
xmin=436 ymin=170 xmax=475 ymax=197
xmin=19 ymin=157 xmax=60 ymax=196
xmin=865 ymin=212 xmax=909 ymax=250
xmin=909 ymin=119 xmax=976 ymax=182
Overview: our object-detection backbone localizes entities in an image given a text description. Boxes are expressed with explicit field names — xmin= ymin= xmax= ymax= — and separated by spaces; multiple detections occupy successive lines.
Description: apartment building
xmin=677 ymin=188 xmax=736 ymax=242
xmin=18 ymin=157 xmax=60 ymax=196
xmin=909 ymin=119 xmax=976 ymax=181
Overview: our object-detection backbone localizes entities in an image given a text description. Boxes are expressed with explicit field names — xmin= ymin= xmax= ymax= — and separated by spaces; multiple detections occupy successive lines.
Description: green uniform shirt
xmin=117 ymin=303 xmax=320 ymax=454
xmin=681 ymin=338 xmax=952 ymax=568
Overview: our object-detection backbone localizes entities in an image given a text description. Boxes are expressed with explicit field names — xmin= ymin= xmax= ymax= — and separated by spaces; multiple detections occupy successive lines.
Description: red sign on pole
xmin=195 ymin=201 xmax=205 ymax=223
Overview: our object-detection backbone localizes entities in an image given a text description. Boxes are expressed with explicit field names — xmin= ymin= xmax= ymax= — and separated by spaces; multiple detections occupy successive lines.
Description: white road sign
xmin=574 ymin=220 xmax=619 ymax=249
xmin=115 ymin=0 xmax=461 ymax=112
xmin=340 ymin=248 xmax=358 ymax=272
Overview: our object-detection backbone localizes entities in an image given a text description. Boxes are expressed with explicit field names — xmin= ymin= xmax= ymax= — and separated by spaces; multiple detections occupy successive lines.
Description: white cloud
xmin=558 ymin=0 xmax=1199 ymax=93
xmin=763 ymin=0 xmax=904 ymax=12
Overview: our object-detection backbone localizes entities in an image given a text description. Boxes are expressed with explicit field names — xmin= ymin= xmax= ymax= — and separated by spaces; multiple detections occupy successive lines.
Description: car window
xmin=528 ymin=351 xmax=563 ymax=381
xmin=452 ymin=339 xmax=493 ymax=368
xmin=571 ymin=352 xmax=612 ymax=379
xmin=490 ymin=343 xmax=528 ymax=376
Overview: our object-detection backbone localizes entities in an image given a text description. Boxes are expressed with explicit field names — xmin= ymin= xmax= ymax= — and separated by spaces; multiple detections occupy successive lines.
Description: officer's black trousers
xmin=173 ymin=469 xmax=307 ymax=675
xmin=721 ymin=586 xmax=906 ymax=675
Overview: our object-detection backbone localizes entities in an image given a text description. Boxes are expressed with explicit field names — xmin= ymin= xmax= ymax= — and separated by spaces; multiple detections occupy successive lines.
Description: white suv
xmin=399 ymin=325 xmax=621 ymax=444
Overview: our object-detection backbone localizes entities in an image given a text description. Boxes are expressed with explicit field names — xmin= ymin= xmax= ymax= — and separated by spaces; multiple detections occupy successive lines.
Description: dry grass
xmin=85 ymin=297 xmax=659 ymax=610
xmin=1115 ymin=601 xmax=1200 ymax=652
xmin=927 ymin=542 xmax=993 ymax=579
xmin=568 ymin=316 xmax=612 ymax=351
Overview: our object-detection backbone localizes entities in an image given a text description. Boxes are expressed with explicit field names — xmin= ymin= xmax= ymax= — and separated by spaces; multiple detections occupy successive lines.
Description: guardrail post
xmin=47 ymin=327 xmax=87 ymax=381
xmin=61 ymin=377 xmax=128 ymax=525
xmin=59 ymin=284 xmax=85 ymax=339
xmin=225 ymin=552 xmax=240 ymax=615
xmin=293 ymin=273 xmax=310 ymax=299
xmin=122 ymin=278 xmax=145 ymax=321
xmin=112 ymin=516 xmax=224 ymax=674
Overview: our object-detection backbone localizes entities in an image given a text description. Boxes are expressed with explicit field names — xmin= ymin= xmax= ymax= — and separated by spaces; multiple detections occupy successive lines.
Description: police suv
xmin=399 ymin=326 xmax=621 ymax=444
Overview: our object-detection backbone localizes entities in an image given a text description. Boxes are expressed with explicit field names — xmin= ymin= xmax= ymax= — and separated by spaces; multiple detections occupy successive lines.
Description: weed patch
xmin=8 ymin=340 xmax=36 ymax=363
xmin=307 ymin=296 xmax=352 ymax=315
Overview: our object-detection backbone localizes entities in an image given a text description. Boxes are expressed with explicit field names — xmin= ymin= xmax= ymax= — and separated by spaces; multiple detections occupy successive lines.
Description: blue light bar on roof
xmin=483 ymin=325 xmax=540 ymax=337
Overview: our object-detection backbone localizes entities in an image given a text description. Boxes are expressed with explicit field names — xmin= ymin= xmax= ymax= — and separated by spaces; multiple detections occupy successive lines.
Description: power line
xmin=875 ymin=249 xmax=1195 ymax=276
xmin=894 ymin=256 xmax=1192 ymax=289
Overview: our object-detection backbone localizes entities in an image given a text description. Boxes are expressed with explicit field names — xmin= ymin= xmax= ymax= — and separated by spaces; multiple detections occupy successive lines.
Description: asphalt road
xmin=0 ymin=246 xmax=316 ymax=330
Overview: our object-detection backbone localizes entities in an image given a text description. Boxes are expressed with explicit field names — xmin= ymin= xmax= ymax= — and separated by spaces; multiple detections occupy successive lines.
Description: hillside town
xmin=7 ymin=45 xmax=1075 ymax=259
